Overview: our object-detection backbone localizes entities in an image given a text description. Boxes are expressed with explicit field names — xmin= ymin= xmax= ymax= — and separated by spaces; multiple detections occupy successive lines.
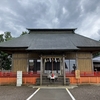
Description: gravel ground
xmin=0 ymin=85 xmax=100 ymax=100
xmin=31 ymin=88 xmax=72 ymax=100
xmin=69 ymin=85 xmax=100 ymax=100
xmin=0 ymin=86 xmax=37 ymax=100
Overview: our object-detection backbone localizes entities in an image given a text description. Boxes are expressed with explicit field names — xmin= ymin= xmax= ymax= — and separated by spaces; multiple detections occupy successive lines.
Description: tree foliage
xmin=0 ymin=32 xmax=12 ymax=70
xmin=0 ymin=34 xmax=4 ymax=42
xmin=0 ymin=32 xmax=12 ymax=42
xmin=4 ymin=32 xmax=12 ymax=41
xmin=93 ymin=52 xmax=100 ymax=58
xmin=0 ymin=51 xmax=11 ymax=70
xmin=20 ymin=31 xmax=28 ymax=36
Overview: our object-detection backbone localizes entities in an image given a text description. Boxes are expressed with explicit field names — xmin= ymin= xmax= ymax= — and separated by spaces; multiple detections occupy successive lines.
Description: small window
xmin=65 ymin=59 xmax=76 ymax=72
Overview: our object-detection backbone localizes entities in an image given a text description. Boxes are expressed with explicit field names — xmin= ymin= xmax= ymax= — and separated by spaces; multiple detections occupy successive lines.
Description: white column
xmin=63 ymin=55 xmax=66 ymax=85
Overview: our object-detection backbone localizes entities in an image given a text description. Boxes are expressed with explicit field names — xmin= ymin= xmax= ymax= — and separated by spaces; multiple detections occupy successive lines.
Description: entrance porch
xmin=29 ymin=55 xmax=68 ymax=85
xmin=11 ymin=52 xmax=94 ymax=85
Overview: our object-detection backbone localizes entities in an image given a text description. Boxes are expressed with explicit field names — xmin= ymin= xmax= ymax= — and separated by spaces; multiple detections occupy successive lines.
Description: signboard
xmin=16 ymin=71 xmax=22 ymax=86
xmin=75 ymin=70 xmax=80 ymax=79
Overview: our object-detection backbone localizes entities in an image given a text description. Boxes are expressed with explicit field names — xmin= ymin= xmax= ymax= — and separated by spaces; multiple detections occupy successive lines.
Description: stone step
xmin=36 ymin=78 xmax=68 ymax=81
xmin=36 ymin=81 xmax=70 ymax=85
xmin=36 ymin=81 xmax=64 ymax=85
xmin=36 ymin=81 xmax=70 ymax=84
xmin=36 ymin=76 xmax=70 ymax=85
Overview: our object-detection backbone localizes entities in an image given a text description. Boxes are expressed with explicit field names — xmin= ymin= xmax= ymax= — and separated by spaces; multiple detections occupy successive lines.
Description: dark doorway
xmin=93 ymin=62 xmax=100 ymax=71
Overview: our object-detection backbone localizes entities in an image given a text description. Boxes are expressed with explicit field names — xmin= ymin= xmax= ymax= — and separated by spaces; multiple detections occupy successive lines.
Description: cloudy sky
xmin=0 ymin=0 xmax=100 ymax=40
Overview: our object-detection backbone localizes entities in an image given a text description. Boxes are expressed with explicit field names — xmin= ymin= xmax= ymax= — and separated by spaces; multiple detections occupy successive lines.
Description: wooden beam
xmin=11 ymin=54 xmax=14 ymax=71
xmin=76 ymin=52 xmax=78 ymax=70
xmin=91 ymin=54 xmax=93 ymax=71
xmin=42 ymin=55 xmax=63 ymax=58
xmin=40 ymin=56 xmax=43 ymax=85
xmin=27 ymin=53 xmax=29 ymax=72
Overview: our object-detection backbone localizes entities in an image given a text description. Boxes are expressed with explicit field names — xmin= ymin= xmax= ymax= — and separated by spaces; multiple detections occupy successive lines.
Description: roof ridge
xmin=27 ymin=28 xmax=77 ymax=32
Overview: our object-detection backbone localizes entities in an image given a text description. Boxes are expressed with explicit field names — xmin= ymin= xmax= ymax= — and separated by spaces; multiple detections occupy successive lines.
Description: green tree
xmin=20 ymin=31 xmax=28 ymax=36
xmin=0 ymin=32 xmax=12 ymax=70
xmin=0 ymin=51 xmax=11 ymax=70
xmin=4 ymin=32 xmax=12 ymax=41
xmin=0 ymin=34 xmax=4 ymax=42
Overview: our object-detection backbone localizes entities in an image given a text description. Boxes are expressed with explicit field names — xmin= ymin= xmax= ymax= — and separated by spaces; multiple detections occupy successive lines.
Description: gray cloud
xmin=0 ymin=0 xmax=100 ymax=40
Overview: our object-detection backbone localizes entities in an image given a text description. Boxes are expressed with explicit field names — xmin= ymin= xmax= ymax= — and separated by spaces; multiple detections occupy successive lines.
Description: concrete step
xmin=36 ymin=76 xmax=70 ymax=85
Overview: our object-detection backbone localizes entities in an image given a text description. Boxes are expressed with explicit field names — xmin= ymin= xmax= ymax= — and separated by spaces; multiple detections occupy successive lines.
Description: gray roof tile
xmin=0 ymin=29 xmax=100 ymax=50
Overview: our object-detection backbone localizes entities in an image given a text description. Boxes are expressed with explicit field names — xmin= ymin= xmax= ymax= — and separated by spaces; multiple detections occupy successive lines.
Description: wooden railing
xmin=0 ymin=71 xmax=100 ymax=77
xmin=66 ymin=71 xmax=100 ymax=77
xmin=0 ymin=71 xmax=100 ymax=85
xmin=0 ymin=71 xmax=40 ymax=85
xmin=66 ymin=71 xmax=100 ymax=84
xmin=0 ymin=71 xmax=40 ymax=77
